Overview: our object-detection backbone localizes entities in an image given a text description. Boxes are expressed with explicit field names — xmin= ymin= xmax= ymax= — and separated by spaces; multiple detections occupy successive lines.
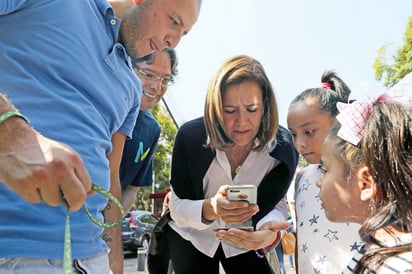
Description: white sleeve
xmin=256 ymin=196 xmax=288 ymax=230
xmin=168 ymin=188 xmax=211 ymax=230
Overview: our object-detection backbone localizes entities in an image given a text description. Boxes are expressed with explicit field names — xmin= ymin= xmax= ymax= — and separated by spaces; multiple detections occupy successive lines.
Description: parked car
xmin=122 ymin=210 xmax=159 ymax=251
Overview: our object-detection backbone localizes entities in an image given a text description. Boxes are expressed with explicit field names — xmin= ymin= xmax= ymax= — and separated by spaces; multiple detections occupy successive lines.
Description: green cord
xmin=83 ymin=184 xmax=125 ymax=228
xmin=63 ymin=209 xmax=72 ymax=274
xmin=63 ymin=183 xmax=124 ymax=273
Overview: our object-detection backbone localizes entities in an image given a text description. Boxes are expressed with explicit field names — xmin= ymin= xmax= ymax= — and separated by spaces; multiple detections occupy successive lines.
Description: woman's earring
xmin=369 ymin=198 xmax=376 ymax=213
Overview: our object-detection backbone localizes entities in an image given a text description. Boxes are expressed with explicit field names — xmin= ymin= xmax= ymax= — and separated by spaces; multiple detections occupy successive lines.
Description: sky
xmin=163 ymin=0 xmax=412 ymax=127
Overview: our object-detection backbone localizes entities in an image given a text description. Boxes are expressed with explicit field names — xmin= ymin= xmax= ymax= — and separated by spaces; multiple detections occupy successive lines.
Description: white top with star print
xmin=293 ymin=164 xmax=363 ymax=274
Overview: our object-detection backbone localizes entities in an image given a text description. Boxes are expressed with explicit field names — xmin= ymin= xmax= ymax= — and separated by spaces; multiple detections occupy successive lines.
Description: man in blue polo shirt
xmin=120 ymin=48 xmax=178 ymax=213
xmin=0 ymin=0 xmax=201 ymax=273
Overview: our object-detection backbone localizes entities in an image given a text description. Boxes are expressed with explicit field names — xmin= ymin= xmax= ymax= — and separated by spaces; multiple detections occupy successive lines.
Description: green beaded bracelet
xmin=0 ymin=111 xmax=29 ymax=125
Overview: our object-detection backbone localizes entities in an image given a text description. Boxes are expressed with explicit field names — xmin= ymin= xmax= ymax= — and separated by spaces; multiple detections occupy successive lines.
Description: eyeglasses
xmin=135 ymin=68 xmax=174 ymax=87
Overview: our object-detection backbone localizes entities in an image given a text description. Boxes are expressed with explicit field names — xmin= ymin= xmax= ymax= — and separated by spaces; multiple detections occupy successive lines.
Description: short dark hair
xmin=134 ymin=48 xmax=179 ymax=79
xmin=163 ymin=48 xmax=178 ymax=78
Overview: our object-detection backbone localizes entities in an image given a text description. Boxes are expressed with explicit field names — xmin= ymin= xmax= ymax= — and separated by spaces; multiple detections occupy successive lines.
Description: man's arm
xmin=103 ymin=131 xmax=127 ymax=274
xmin=0 ymin=93 xmax=91 ymax=210
xmin=122 ymin=185 xmax=138 ymax=213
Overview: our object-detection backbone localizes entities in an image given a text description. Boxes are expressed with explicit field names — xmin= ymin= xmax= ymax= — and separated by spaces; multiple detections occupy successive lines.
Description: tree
xmin=151 ymin=101 xmax=178 ymax=191
xmin=133 ymin=102 xmax=178 ymax=211
xmin=373 ymin=17 xmax=412 ymax=88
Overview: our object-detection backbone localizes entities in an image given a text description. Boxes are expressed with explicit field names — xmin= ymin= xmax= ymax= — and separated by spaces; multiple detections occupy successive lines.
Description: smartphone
xmin=213 ymin=226 xmax=254 ymax=232
xmin=227 ymin=185 xmax=257 ymax=204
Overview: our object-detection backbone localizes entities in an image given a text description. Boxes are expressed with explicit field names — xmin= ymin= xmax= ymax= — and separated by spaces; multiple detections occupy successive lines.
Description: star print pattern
xmin=324 ymin=229 xmax=339 ymax=242
xmin=293 ymin=165 xmax=363 ymax=274
xmin=316 ymin=255 xmax=327 ymax=264
xmin=313 ymin=255 xmax=328 ymax=273
xmin=302 ymin=243 xmax=308 ymax=253
xmin=343 ymin=233 xmax=412 ymax=274
xmin=309 ymin=214 xmax=320 ymax=225
xmin=350 ymin=241 xmax=363 ymax=252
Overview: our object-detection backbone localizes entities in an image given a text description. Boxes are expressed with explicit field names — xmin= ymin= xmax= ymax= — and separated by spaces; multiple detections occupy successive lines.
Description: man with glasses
xmin=120 ymin=48 xmax=178 ymax=213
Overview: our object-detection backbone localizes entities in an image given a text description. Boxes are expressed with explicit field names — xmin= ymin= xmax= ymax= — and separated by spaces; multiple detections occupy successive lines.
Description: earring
xmin=369 ymin=198 xmax=376 ymax=213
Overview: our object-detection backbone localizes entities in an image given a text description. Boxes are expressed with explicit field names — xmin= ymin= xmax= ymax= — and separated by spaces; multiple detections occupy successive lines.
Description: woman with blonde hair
xmin=166 ymin=55 xmax=298 ymax=274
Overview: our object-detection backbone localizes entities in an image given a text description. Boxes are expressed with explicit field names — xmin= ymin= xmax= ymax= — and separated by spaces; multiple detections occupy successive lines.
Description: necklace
xmin=235 ymin=165 xmax=242 ymax=175
xmin=227 ymin=149 xmax=250 ymax=177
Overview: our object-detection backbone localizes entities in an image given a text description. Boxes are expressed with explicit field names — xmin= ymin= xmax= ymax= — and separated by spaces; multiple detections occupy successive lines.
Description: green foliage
xmin=373 ymin=17 xmax=412 ymax=88
xmin=132 ymin=186 xmax=151 ymax=211
xmin=133 ymin=102 xmax=177 ymax=211
xmin=151 ymin=102 xmax=177 ymax=191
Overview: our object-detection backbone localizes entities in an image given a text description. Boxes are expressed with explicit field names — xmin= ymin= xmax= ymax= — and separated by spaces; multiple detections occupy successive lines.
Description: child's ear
xmin=357 ymin=164 xmax=376 ymax=201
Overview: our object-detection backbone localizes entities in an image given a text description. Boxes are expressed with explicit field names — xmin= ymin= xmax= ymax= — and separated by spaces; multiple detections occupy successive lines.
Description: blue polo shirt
xmin=0 ymin=0 xmax=141 ymax=259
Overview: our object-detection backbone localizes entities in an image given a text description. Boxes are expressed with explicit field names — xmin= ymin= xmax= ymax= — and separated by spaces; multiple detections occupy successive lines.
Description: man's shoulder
xmin=134 ymin=110 xmax=160 ymax=129
xmin=129 ymin=111 xmax=160 ymax=142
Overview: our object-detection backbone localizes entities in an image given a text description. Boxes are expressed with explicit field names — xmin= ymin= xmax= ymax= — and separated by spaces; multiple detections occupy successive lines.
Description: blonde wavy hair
xmin=203 ymin=55 xmax=278 ymax=151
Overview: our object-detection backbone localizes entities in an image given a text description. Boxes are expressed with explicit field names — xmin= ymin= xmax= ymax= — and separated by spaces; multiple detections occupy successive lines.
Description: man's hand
xmin=0 ymin=118 xmax=92 ymax=210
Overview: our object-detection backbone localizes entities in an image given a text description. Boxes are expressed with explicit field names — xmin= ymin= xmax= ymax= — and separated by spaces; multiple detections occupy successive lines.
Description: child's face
xmin=316 ymin=139 xmax=368 ymax=224
xmin=287 ymin=99 xmax=336 ymax=164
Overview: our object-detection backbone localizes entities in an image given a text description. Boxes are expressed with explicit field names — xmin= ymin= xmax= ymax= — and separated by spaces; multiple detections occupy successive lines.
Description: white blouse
xmin=169 ymin=144 xmax=288 ymax=258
